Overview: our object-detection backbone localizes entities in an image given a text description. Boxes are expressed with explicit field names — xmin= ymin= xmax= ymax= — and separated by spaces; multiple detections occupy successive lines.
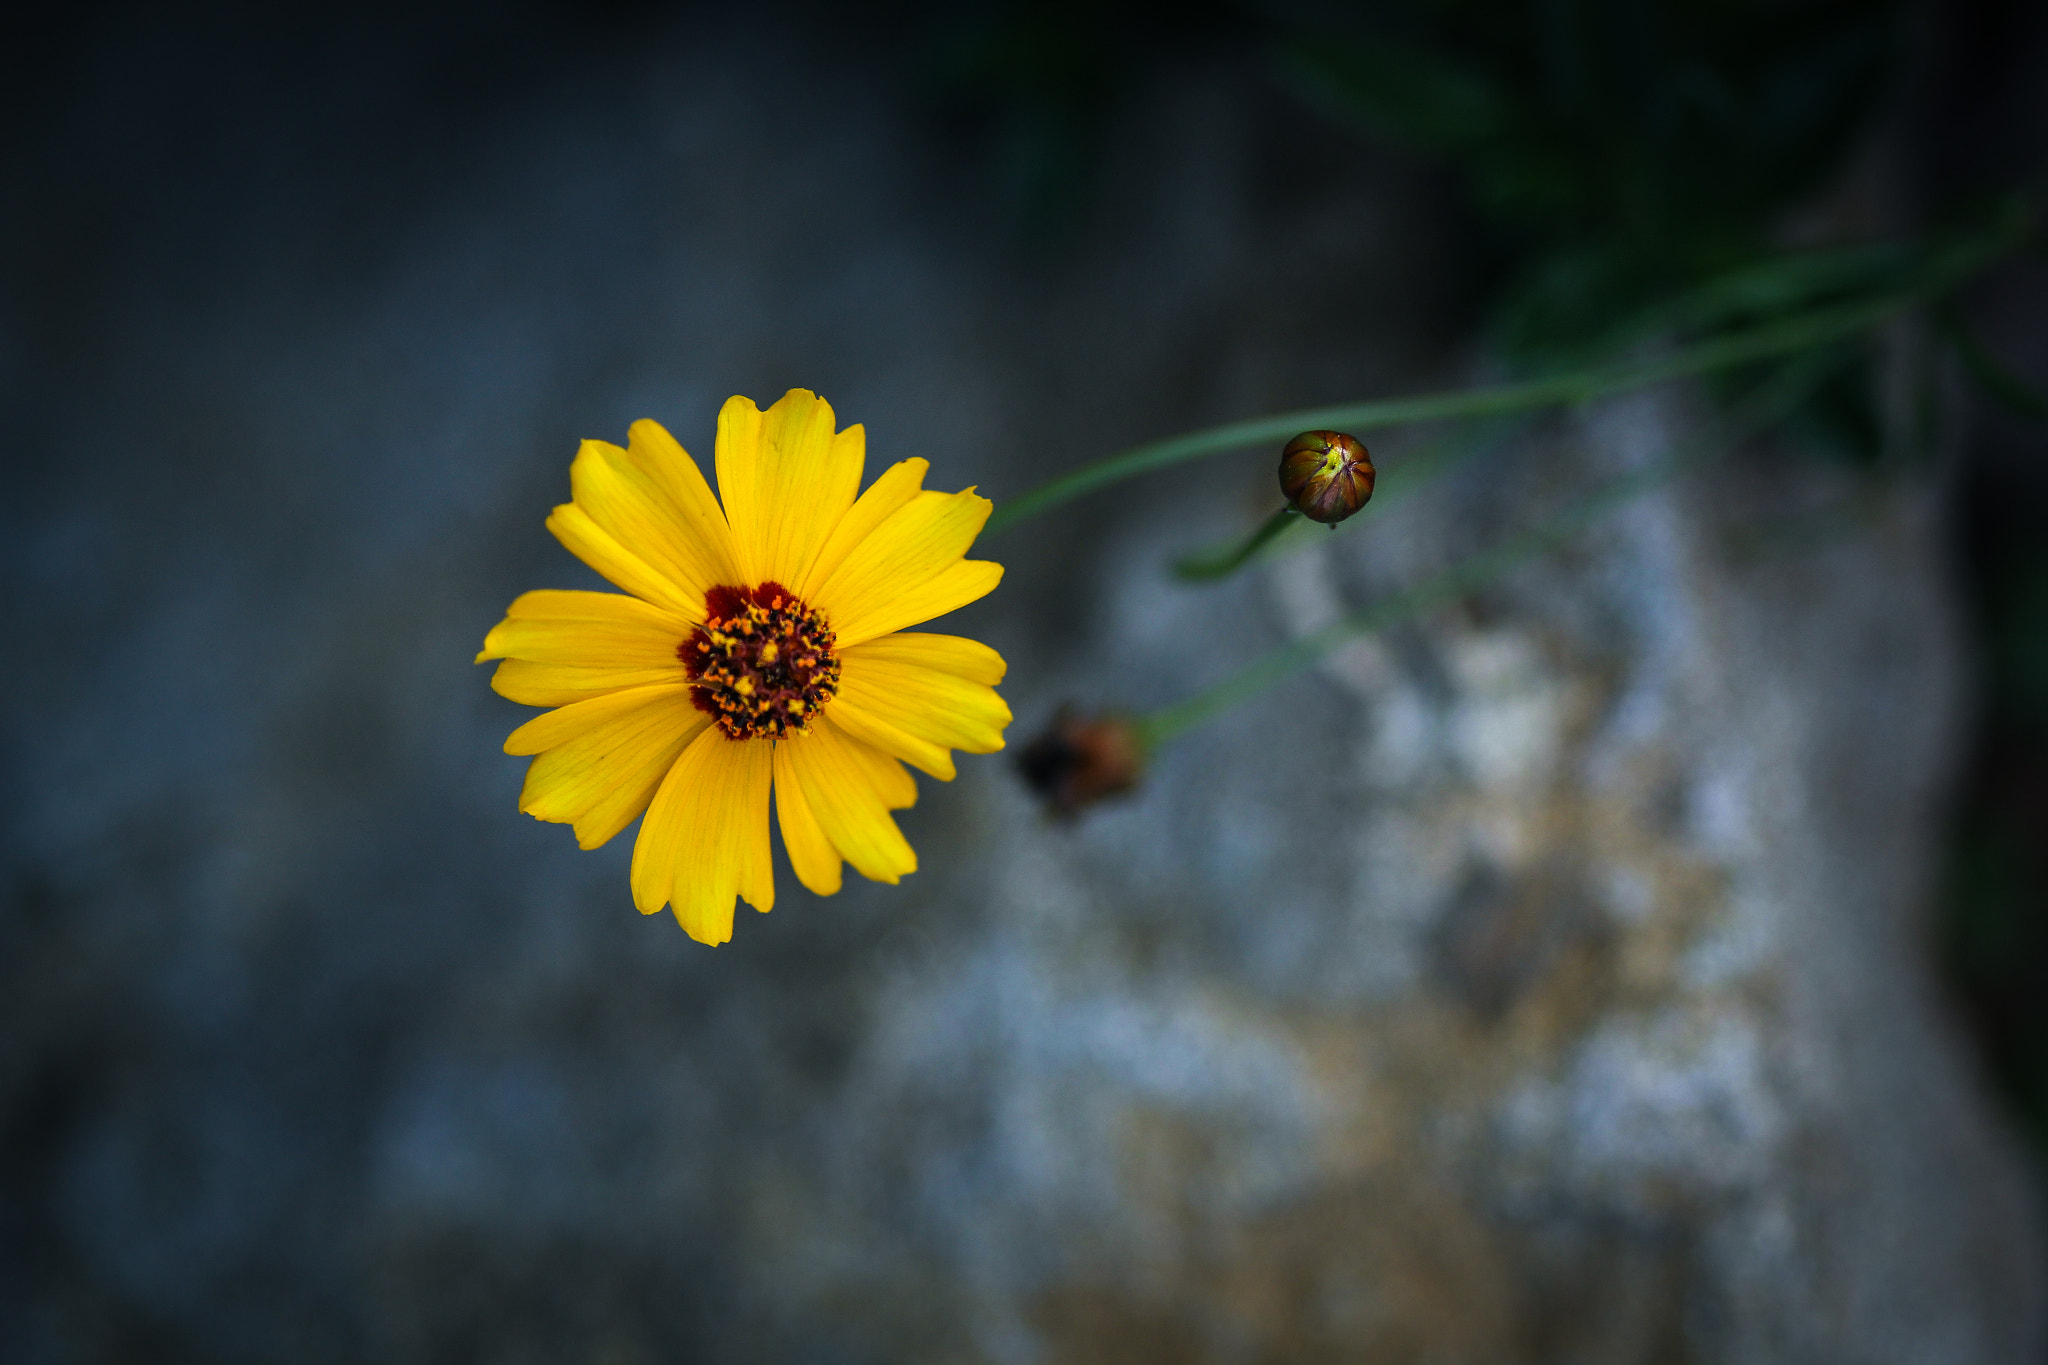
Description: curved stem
xmin=1173 ymin=506 xmax=1303 ymax=581
xmin=1171 ymin=412 xmax=1534 ymax=583
xmin=1938 ymin=302 xmax=2048 ymax=419
xmin=1134 ymin=350 xmax=1844 ymax=751
xmin=984 ymin=202 xmax=2033 ymax=538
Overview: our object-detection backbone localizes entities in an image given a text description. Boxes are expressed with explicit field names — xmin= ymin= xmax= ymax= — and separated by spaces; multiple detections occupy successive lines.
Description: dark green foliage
xmin=1281 ymin=0 xmax=1900 ymax=357
xmin=925 ymin=0 xmax=2048 ymax=1205
xmin=1780 ymin=339 xmax=1886 ymax=462
xmin=922 ymin=1 xmax=1923 ymax=462
xmin=1941 ymin=304 xmax=2048 ymax=420
xmin=908 ymin=0 xmax=1244 ymax=234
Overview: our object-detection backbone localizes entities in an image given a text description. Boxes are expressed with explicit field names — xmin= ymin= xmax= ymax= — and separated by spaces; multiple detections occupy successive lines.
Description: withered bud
xmin=1278 ymin=430 xmax=1375 ymax=525
xmin=1015 ymin=707 xmax=1145 ymax=816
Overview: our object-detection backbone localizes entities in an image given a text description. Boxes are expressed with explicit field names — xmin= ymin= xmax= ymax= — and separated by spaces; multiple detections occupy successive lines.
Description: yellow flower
xmin=477 ymin=389 xmax=1010 ymax=944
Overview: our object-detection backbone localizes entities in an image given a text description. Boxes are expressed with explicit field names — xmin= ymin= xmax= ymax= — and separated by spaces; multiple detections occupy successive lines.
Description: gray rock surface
xmin=4 ymin=12 xmax=2041 ymax=1364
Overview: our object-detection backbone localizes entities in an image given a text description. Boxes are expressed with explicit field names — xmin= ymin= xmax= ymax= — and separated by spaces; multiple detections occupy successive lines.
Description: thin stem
xmin=984 ymin=204 xmax=2032 ymax=537
xmin=986 ymin=300 xmax=1876 ymax=533
xmin=1937 ymin=303 xmax=2048 ymax=419
xmin=1134 ymin=351 xmax=1843 ymax=751
xmin=1174 ymin=506 xmax=1303 ymax=581
xmin=1171 ymin=412 xmax=1533 ymax=582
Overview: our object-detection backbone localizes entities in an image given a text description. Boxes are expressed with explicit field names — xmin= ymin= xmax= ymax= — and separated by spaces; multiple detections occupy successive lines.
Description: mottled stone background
xmin=5 ymin=5 xmax=2047 ymax=1363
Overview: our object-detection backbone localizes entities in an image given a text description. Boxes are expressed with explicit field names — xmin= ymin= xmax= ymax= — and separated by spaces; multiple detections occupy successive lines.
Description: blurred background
xmin=4 ymin=1 xmax=2047 ymax=1361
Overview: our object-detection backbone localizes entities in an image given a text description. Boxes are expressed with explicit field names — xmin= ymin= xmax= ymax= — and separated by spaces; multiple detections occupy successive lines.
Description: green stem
xmin=985 ymin=204 xmax=2032 ymax=537
xmin=1938 ymin=303 xmax=2048 ymax=420
xmin=1174 ymin=506 xmax=1303 ymax=581
xmin=1134 ymin=351 xmax=1843 ymax=750
xmin=1171 ymin=412 xmax=1533 ymax=582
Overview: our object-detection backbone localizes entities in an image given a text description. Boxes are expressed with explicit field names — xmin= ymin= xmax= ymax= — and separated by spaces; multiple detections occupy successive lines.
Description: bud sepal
xmin=1278 ymin=430 xmax=1375 ymax=525
xmin=1015 ymin=708 xmax=1145 ymax=815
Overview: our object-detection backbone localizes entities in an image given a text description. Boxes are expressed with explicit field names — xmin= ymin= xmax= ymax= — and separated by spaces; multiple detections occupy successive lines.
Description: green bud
xmin=1278 ymin=430 xmax=1375 ymax=525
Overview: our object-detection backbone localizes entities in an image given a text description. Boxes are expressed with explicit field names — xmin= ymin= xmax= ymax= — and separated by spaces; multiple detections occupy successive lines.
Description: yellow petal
xmin=711 ymin=396 xmax=766 ymax=584
xmin=798 ymin=457 xmax=930 ymax=601
xmin=620 ymin=419 xmax=745 ymax=588
xmin=567 ymin=437 xmax=738 ymax=615
xmin=477 ymin=589 xmax=692 ymax=661
xmin=477 ymin=589 xmax=694 ymax=705
xmin=851 ymin=733 xmax=920 ymax=811
xmin=546 ymin=503 xmax=701 ymax=619
xmin=478 ymin=592 xmax=689 ymax=666
xmin=826 ymin=698 xmax=954 ymax=780
xmin=835 ymin=560 xmax=1003 ymax=650
xmin=475 ymin=593 xmax=692 ymax=703
xmin=773 ymin=747 xmax=843 ymax=896
xmin=631 ymin=730 xmax=775 ymax=943
xmin=828 ymin=637 xmax=1012 ymax=779
xmin=513 ymin=689 xmax=706 ymax=849
xmin=812 ymin=488 xmax=1001 ymax=646
xmin=715 ymin=389 xmax=865 ymax=592
xmin=504 ymin=682 xmax=698 ymax=756
xmin=844 ymin=630 xmax=1008 ymax=684
xmin=490 ymin=659 xmax=687 ymax=708
xmin=780 ymin=717 xmax=918 ymax=884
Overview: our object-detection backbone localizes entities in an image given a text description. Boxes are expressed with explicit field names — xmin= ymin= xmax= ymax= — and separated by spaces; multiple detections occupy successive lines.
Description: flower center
xmin=681 ymin=582 xmax=841 ymax=740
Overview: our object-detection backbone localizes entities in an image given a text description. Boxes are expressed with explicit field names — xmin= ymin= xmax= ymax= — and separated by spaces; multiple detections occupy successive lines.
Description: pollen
xmin=682 ymin=581 xmax=841 ymax=740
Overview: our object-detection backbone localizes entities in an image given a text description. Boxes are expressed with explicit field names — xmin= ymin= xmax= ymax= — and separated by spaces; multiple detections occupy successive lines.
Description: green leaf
xmin=1940 ymin=306 xmax=2048 ymax=421
xmin=1283 ymin=34 xmax=1508 ymax=156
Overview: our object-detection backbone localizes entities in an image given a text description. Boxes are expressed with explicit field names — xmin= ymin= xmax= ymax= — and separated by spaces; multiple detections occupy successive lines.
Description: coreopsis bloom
xmin=478 ymin=390 xmax=1009 ymax=944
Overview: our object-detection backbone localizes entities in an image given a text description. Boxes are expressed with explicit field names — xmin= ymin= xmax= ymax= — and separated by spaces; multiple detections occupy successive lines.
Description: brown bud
xmin=1015 ymin=707 xmax=1145 ymax=815
xmin=1278 ymin=430 xmax=1375 ymax=525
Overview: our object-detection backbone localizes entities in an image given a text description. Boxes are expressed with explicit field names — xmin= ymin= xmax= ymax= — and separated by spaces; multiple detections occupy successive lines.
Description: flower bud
xmin=1278 ymin=430 xmax=1375 ymax=525
xmin=1015 ymin=707 xmax=1144 ymax=815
